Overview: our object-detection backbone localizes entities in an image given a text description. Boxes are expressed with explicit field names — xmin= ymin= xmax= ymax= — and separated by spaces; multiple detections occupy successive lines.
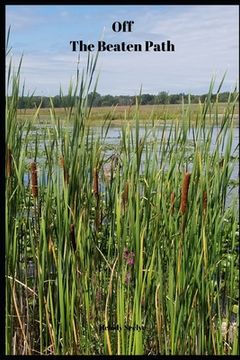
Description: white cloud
xmin=6 ymin=5 xmax=239 ymax=95
xmin=6 ymin=6 xmax=46 ymax=30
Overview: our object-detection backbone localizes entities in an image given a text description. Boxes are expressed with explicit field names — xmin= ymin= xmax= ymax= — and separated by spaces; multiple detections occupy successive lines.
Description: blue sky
xmin=6 ymin=5 xmax=239 ymax=96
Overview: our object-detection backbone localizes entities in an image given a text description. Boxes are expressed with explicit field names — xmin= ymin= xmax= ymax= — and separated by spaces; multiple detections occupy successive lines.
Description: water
xmin=93 ymin=124 xmax=239 ymax=174
xmin=24 ymin=123 xmax=239 ymax=203
xmin=30 ymin=123 xmax=239 ymax=159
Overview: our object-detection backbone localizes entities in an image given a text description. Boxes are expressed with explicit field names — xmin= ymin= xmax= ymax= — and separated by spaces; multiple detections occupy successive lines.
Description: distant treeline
xmin=16 ymin=91 xmax=233 ymax=109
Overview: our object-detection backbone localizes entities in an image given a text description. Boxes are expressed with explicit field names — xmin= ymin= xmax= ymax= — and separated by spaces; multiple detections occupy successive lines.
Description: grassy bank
xmin=17 ymin=102 xmax=239 ymax=125
xmin=6 ymin=50 xmax=239 ymax=355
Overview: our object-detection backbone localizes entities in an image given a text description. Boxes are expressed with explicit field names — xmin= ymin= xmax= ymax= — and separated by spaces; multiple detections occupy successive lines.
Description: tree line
xmin=15 ymin=91 xmax=232 ymax=109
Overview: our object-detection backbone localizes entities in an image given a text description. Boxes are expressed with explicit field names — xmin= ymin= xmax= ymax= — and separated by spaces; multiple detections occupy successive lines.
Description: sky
xmin=5 ymin=5 xmax=239 ymax=96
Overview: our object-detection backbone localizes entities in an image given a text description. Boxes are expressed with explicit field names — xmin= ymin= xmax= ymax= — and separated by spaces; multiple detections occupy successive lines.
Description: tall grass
xmin=5 ymin=41 xmax=239 ymax=355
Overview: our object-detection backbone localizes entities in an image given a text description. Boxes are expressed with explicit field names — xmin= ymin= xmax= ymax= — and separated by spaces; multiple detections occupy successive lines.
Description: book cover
xmin=5 ymin=3 xmax=239 ymax=356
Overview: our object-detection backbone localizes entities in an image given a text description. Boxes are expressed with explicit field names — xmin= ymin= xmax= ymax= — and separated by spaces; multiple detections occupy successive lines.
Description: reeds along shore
xmin=5 ymin=46 xmax=239 ymax=356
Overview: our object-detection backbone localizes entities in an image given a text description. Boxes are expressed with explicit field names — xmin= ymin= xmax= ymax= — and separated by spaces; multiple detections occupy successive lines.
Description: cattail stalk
xmin=93 ymin=167 xmax=99 ymax=198
xmin=6 ymin=147 xmax=12 ymax=178
xmin=202 ymin=191 xmax=208 ymax=224
xmin=203 ymin=191 xmax=207 ymax=211
xmin=122 ymin=181 xmax=129 ymax=209
xmin=180 ymin=172 xmax=191 ymax=215
xmin=178 ymin=173 xmax=191 ymax=280
xmin=59 ymin=156 xmax=64 ymax=168
xmin=60 ymin=156 xmax=69 ymax=185
xmin=70 ymin=224 xmax=76 ymax=252
xmin=30 ymin=162 xmax=38 ymax=198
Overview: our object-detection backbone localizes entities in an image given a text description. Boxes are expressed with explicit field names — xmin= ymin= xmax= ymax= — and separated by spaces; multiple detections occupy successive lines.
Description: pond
xmin=23 ymin=123 xmax=239 ymax=207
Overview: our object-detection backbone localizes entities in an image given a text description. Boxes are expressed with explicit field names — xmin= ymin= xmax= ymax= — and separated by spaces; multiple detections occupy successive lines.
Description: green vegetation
xmin=18 ymin=102 xmax=239 ymax=125
xmin=6 ymin=39 xmax=239 ymax=355
xmin=14 ymin=90 xmax=237 ymax=109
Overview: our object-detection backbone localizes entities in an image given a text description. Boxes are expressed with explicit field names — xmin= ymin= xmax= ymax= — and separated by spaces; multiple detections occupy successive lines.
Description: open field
xmin=17 ymin=102 xmax=239 ymax=125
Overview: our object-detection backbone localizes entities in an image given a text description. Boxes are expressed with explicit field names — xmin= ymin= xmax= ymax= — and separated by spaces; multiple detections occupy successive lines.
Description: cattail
xmin=30 ymin=162 xmax=38 ymax=198
xmin=6 ymin=147 xmax=12 ymax=178
xmin=180 ymin=172 xmax=191 ymax=215
xmin=59 ymin=156 xmax=64 ymax=168
xmin=170 ymin=191 xmax=175 ymax=214
xmin=122 ymin=181 xmax=129 ymax=208
xmin=70 ymin=223 xmax=76 ymax=252
xmin=203 ymin=191 xmax=207 ymax=211
xmin=59 ymin=156 xmax=69 ymax=184
xmin=93 ymin=167 xmax=99 ymax=198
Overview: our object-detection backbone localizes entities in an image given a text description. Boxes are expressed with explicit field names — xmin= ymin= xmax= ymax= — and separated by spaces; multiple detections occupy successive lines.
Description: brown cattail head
xmin=170 ymin=191 xmax=175 ymax=214
xmin=6 ymin=147 xmax=12 ymax=178
xmin=59 ymin=156 xmax=64 ymax=168
xmin=59 ymin=156 xmax=69 ymax=184
xmin=30 ymin=162 xmax=38 ymax=198
xmin=93 ymin=167 xmax=99 ymax=198
xmin=180 ymin=172 xmax=191 ymax=215
xmin=122 ymin=181 xmax=129 ymax=207
xmin=70 ymin=223 xmax=76 ymax=252
xmin=203 ymin=191 xmax=207 ymax=211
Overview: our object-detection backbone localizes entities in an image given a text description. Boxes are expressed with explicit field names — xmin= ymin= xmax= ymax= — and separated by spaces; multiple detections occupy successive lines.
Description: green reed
xmin=5 ymin=40 xmax=239 ymax=355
